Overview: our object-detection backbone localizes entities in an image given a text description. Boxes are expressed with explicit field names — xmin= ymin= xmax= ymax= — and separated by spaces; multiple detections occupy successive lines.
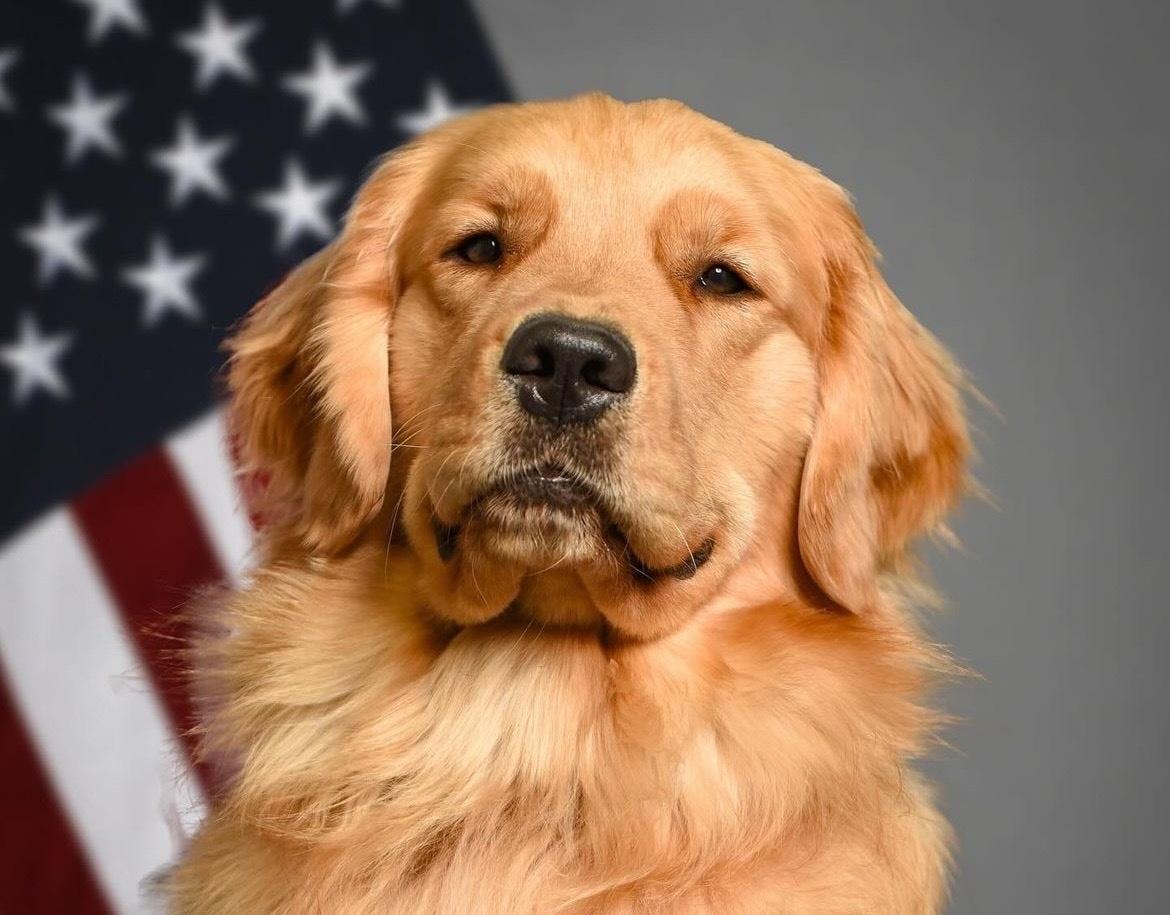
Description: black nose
xmin=501 ymin=314 xmax=636 ymax=425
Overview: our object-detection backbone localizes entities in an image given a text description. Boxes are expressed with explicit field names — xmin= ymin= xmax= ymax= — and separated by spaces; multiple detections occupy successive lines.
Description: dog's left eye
xmin=454 ymin=232 xmax=503 ymax=265
xmin=698 ymin=263 xmax=749 ymax=295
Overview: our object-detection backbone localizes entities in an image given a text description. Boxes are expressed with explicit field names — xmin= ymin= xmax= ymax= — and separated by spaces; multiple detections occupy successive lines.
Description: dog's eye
xmin=698 ymin=263 xmax=749 ymax=295
xmin=455 ymin=232 xmax=503 ymax=265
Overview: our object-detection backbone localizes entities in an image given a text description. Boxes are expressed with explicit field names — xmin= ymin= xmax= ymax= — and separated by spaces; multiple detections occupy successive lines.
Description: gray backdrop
xmin=472 ymin=1 xmax=1170 ymax=911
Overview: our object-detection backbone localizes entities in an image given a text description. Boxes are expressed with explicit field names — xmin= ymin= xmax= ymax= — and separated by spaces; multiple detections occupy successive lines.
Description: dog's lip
xmin=508 ymin=465 xmax=598 ymax=508
xmin=431 ymin=463 xmax=600 ymax=562
xmin=432 ymin=465 xmax=716 ymax=583
xmin=456 ymin=463 xmax=605 ymax=517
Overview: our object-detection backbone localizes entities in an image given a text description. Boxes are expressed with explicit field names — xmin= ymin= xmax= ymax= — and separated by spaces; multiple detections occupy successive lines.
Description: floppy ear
xmin=797 ymin=193 xmax=970 ymax=613
xmin=227 ymin=143 xmax=435 ymax=553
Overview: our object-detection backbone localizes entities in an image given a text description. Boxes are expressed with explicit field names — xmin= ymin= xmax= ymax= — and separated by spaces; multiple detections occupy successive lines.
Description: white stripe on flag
xmin=168 ymin=409 xmax=254 ymax=583
xmin=0 ymin=510 xmax=204 ymax=915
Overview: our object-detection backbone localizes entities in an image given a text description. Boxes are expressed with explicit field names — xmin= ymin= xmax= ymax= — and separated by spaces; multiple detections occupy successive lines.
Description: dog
xmin=169 ymin=93 xmax=970 ymax=913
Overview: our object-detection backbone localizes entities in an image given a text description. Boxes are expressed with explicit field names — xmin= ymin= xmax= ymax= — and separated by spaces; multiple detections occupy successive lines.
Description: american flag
xmin=0 ymin=2 xmax=509 ymax=910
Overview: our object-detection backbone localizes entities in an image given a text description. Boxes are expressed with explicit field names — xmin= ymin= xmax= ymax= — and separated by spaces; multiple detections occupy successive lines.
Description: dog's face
xmin=230 ymin=95 xmax=967 ymax=639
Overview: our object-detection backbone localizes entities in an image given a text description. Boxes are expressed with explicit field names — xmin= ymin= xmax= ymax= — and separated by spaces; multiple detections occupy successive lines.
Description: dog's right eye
xmin=454 ymin=233 xmax=503 ymax=265
xmin=697 ymin=263 xmax=749 ymax=295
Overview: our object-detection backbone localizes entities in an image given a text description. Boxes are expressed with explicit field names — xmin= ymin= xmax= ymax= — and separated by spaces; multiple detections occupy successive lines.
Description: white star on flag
xmin=0 ymin=48 xmax=18 ymax=113
xmin=177 ymin=3 xmax=261 ymax=91
xmin=337 ymin=0 xmax=400 ymax=13
xmin=254 ymin=160 xmax=340 ymax=251
xmin=17 ymin=197 xmax=100 ymax=285
xmin=283 ymin=42 xmax=372 ymax=133
xmin=1 ymin=313 xmax=74 ymax=405
xmin=48 ymin=74 xmax=126 ymax=164
xmin=151 ymin=117 xmax=234 ymax=206
xmin=397 ymin=80 xmax=475 ymax=135
xmin=122 ymin=236 xmax=206 ymax=326
xmin=72 ymin=0 xmax=147 ymax=43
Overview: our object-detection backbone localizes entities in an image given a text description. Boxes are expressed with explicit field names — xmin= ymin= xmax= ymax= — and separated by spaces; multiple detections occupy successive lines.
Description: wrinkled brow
xmin=650 ymin=186 xmax=813 ymax=328
xmin=436 ymin=164 xmax=559 ymax=251
xmin=652 ymin=188 xmax=760 ymax=254
xmin=444 ymin=164 xmax=557 ymax=218
xmin=650 ymin=187 xmax=769 ymax=281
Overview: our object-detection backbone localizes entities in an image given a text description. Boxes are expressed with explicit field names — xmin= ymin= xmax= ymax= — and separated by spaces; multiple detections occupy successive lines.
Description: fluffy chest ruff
xmin=171 ymin=547 xmax=951 ymax=913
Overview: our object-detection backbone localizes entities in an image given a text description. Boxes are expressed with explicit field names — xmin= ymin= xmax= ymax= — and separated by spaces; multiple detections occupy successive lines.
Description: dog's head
xmin=229 ymin=95 xmax=968 ymax=639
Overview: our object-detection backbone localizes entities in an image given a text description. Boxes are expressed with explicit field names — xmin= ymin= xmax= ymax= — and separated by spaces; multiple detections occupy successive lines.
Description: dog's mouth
xmin=496 ymin=465 xmax=599 ymax=512
xmin=432 ymin=464 xmax=715 ymax=583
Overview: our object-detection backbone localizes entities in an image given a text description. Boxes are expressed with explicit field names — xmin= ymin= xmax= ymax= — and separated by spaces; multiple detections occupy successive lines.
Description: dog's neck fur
xmin=190 ymin=541 xmax=945 ymax=911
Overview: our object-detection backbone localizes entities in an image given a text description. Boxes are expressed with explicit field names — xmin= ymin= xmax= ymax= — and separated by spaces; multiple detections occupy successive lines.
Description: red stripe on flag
xmin=72 ymin=448 xmax=225 ymax=794
xmin=0 ymin=674 xmax=111 ymax=914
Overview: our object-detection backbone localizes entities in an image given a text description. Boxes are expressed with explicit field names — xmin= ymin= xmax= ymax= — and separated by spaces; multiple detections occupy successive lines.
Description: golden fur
xmin=170 ymin=94 xmax=970 ymax=913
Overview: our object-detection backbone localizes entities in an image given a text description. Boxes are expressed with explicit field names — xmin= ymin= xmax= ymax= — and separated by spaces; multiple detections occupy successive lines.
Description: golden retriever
xmin=170 ymin=93 xmax=970 ymax=913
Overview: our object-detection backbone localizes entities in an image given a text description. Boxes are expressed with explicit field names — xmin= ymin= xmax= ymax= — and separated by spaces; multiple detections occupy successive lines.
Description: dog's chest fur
xmin=173 ymin=548 xmax=949 ymax=913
